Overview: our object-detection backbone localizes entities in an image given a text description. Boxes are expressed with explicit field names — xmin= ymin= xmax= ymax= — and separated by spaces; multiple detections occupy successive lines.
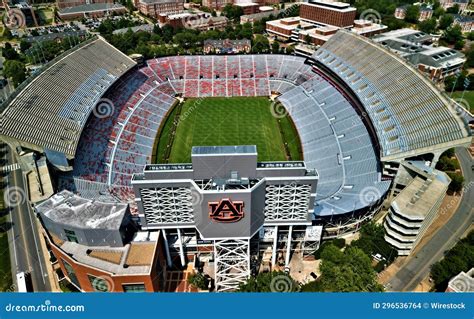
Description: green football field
xmin=154 ymin=97 xmax=302 ymax=163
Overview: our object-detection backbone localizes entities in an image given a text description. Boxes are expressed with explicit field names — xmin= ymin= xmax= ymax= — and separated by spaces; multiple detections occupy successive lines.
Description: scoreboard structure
xmin=131 ymin=145 xmax=319 ymax=291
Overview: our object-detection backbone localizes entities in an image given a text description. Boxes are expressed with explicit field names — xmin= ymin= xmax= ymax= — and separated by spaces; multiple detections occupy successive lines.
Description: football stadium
xmin=1 ymin=31 xmax=471 ymax=292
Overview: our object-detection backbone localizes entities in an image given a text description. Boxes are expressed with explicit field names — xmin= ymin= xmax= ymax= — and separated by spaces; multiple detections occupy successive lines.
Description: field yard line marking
xmin=265 ymin=56 xmax=270 ymax=96
xmin=183 ymin=58 xmax=187 ymax=94
xmin=212 ymin=57 xmax=215 ymax=97
xmin=197 ymin=56 xmax=201 ymax=97
xmin=238 ymin=56 xmax=243 ymax=96
xmin=252 ymin=56 xmax=257 ymax=96
xmin=225 ymin=56 xmax=229 ymax=97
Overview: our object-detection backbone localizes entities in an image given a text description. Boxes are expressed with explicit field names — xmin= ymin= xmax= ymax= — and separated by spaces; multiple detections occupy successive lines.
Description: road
xmin=3 ymin=144 xmax=51 ymax=291
xmin=387 ymin=147 xmax=474 ymax=291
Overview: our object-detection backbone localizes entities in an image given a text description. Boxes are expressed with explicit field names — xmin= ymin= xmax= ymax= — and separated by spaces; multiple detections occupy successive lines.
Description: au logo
xmin=208 ymin=198 xmax=244 ymax=223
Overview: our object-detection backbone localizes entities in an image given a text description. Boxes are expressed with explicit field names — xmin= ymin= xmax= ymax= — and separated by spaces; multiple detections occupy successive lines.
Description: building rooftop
xmin=305 ymin=1 xmax=356 ymax=12
xmin=267 ymin=17 xmax=315 ymax=32
xmin=112 ymin=24 xmax=154 ymax=35
xmin=392 ymin=171 xmax=450 ymax=219
xmin=36 ymin=190 xmax=128 ymax=230
xmin=52 ymin=231 xmax=159 ymax=275
xmin=373 ymin=29 xmax=466 ymax=69
xmin=60 ymin=3 xmax=125 ymax=15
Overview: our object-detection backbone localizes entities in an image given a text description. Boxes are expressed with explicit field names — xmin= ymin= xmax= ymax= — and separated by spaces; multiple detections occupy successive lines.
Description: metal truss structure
xmin=264 ymin=183 xmax=312 ymax=221
xmin=139 ymin=187 xmax=194 ymax=225
xmin=214 ymin=239 xmax=250 ymax=292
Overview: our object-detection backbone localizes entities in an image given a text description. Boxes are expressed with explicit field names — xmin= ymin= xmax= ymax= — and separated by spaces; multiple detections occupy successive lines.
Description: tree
xmin=3 ymin=60 xmax=26 ymax=87
xmin=405 ymin=5 xmax=420 ymax=24
xmin=446 ymin=4 xmax=460 ymax=14
xmin=285 ymin=45 xmax=295 ymax=55
xmin=438 ymin=14 xmax=454 ymax=30
xmin=188 ymin=273 xmax=208 ymax=290
xmin=382 ymin=15 xmax=407 ymax=31
xmin=252 ymin=34 xmax=269 ymax=53
xmin=3 ymin=28 xmax=13 ymax=40
xmin=2 ymin=42 xmax=20 ymax=60
xmin=430 ymin=230 xmax=474 ymax=291
xmin=351 ymin=222 xmax=398 ymax=264
xmin=19 ymin=40 xmax=31 ymax=53
xmin=442 ymin=25 xmax=463 ymax=45
xmin=319 ymin=246 xmax=384 ymax=292
xmin=222 ymin=4 xmax=243 ymax=20
xmin=418 ymin=18 xmax=437 ymax=34
xmin=271 ymin=41 xmax=280 ymax=54
xmin=465 ymin=44 xmax=474 ymax=68
xmin=447 ymin=172 xmax=464 ymax=193
xmin=454 ymin=39 xmax=465 ymax=50
xmin=238 ymin=271 xmax=299 ymax=292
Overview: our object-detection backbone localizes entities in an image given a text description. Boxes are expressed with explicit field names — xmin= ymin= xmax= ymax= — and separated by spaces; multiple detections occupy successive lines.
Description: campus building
xmin=37 ymin=191 xmax=165 ymax=292
xmin=300 ymin=1 xmax=357 ymax=28
xmin=135 ymin=0 xmax=184 ymax=18
xmin=373 ymin=29 xmax=466 ymax=82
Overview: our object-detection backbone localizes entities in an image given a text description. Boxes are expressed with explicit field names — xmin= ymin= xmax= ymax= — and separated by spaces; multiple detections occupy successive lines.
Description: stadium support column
xmin=161 ymin=229 xmax=172 ymax=267
xmin=285 ymin=226 xmax=293 ymax=268
xmin=177 ymin=229 xmax=186 ymax=267
xmin=214 ymin=239 xmax=250 ymax=292
xmin=272 ymin=226 xmax=278 ymax=266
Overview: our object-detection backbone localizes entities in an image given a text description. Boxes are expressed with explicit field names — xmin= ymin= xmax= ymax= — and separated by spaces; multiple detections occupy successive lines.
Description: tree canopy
xmin=239 ymin=271 xmax=299 ymax=292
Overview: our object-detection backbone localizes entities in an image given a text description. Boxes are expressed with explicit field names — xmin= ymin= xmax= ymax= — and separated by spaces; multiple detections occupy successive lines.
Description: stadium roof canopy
xmin=313 ymin=30 xmax=471 ymax=161
xmin=0 ymin=37 xmax=136 ymax=161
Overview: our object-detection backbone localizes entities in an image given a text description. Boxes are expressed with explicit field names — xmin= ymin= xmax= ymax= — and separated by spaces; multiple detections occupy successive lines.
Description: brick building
xmin=235 ymin=2 xmax=260 ymax=15
xmin=300 ymin=1 xmax=357 ymax=28
xmin=439 ymin=0 xmax=470 ymax=12
xmin=135 ymin=0 xmax=184 ymax=18
xmin=37 ymin=190 xmax=165 ymax=292
xmin=57 ymin=0 xmax=112 ymax=10
xmin=202 ymin=0 xmax=232 ymax=10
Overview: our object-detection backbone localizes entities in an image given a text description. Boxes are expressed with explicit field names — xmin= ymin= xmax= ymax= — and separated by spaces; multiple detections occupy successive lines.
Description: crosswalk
xmin=0 ymin=163 xmax=20 ymax=172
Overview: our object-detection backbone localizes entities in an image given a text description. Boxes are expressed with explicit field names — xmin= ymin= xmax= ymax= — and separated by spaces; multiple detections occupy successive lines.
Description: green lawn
xmin=155 ymin=97 xmax=302 ymax=163
xmin=450 ymin=91 xmax=474 ymax=113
